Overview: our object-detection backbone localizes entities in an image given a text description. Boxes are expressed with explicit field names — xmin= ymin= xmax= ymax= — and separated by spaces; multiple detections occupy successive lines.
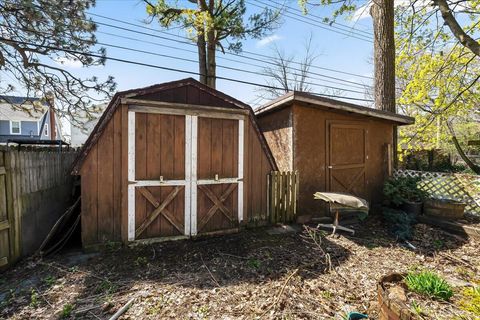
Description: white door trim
xmin=184 ymin=115 xmax=192 ymax=236
xmin=190 ymin=115 xmax=198 ymax=236
xmin=238 ymin=119 xmax=244 ymax=223
xmin=127 ymin=111 xmax=136 ymax=241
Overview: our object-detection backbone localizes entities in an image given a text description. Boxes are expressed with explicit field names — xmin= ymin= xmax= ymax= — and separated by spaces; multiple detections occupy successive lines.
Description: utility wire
xmin=1 ymin=37 xmax=374 ymax=102
xmin=2 ymin=0 xmax=375 ymax=81
xmin=266 ymin=0 xmax=373 ymax=37
xmin=246 ymin=0 xmax=373 ymax=43
xmin=97 ymin=31 xmax=373 ymax=90
xmin=0 ymin=21 xmax=369 ymax=95
xmin=90 ymin=16 xmax=374 ymax=87
xmin=88 ymin=12 xmax=374 ymax=80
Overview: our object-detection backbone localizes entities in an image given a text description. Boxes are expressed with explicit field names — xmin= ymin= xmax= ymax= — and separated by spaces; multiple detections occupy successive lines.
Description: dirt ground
xmin=1 ymin=218 xmax=479 ymax=320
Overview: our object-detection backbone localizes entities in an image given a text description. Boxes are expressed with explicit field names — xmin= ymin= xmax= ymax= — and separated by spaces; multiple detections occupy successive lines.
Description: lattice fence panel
xmin=394 ymin=169 xmax=480 ymax=215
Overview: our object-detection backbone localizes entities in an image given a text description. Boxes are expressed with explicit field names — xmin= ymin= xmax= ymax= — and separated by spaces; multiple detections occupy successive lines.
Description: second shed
xmin=256 ymin=91 xmax=414 ymax=219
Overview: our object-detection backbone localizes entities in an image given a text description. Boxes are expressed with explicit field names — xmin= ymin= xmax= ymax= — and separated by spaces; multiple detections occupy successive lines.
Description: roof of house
xmin=0 ymin=95 xmax=47 ymax=121
xmin=71 ymin=78 xmax=277 ymax=174
xmin=255 ymin=91 xmax=415 ymax=125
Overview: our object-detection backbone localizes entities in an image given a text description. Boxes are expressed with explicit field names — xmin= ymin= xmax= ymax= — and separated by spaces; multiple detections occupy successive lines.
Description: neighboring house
xmin=70 ymin=103 xmax=107 ymax=147
xmin=0 ymin=96 xmax=63 ymax=143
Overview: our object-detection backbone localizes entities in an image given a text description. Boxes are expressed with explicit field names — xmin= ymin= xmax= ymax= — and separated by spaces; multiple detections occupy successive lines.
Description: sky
xmin=58 ymin=0 xmax=375 ymax=109
xmin=4 ymin=0 xmax=378 ymax=136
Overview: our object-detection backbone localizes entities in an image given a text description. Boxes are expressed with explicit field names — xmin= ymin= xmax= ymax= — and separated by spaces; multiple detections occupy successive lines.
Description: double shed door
xmin=128 ymin=111 xmax=244 ymax=241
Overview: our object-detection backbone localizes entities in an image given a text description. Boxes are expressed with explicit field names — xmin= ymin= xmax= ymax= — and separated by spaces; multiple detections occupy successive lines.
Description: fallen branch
xmin=200 ymin=254 xmax=220 ymax=287
xmin=261 ymin=268 xmax=299 ymax=317
xmin=438 ymin=252 xmax=478 ymax=271
xmin=108 ymin=298 xmax=134 ymax=320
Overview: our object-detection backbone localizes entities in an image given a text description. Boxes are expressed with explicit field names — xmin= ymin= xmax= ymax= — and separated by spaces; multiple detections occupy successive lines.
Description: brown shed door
xmin=128 ymin=111 xmax=244 ymax=241
xmin=132 ymin=113 xmax=186 ymax=240
xmin=327 ymin=123 xmax=368 ymax=199
xmin=196 ymin=118 xmax=239 ymax=234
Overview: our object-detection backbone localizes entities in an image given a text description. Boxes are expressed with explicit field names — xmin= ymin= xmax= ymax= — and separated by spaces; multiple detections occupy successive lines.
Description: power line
xmin=1 ymin=37 xmax=374 ymax=102
xmin=90 ymin=15 xmax=374 ymax=88
xmin=246 ymin=0 xmax=373 ymax=43
xmin=88 ymin=12 xmax=374 ymax=80
xmin=94 ymin=40 xmax=368 ymax=95
xmin=266 ymin=0 xmax=373 ymax=37
xmin=2 ymin=0 xmax=374 ymax=81
xmin=96 ymin=30 xmax=372 ymax=91
xmin=0 ymin=20 xmax=369 ymax=94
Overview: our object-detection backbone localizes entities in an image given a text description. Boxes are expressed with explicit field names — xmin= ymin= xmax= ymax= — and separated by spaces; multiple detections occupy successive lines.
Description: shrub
xmin=382 ymin=207 xmax=415 ymax=241
xmin=404 ymin=270 xmax=453 ymax=301
xmin=383 ymin=176 xmax=428 ymax=206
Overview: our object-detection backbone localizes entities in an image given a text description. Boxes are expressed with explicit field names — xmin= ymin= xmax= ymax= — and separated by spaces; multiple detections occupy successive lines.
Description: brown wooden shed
xmin=255 ymin=91 xmax=414 ymax=219
xmin=71 ymin=78 xmax=276 ymax=248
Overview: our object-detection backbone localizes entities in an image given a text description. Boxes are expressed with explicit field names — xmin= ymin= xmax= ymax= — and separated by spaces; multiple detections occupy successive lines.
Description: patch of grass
xmin=247 ymin=259 xmax=261 ymax=269
xmin=29 ymin=289 xmax=39 ymax=308
xmin=459 ymin=286 xmax=480 ymax=316
xmin=43 ymin=275 xmax=56 ymax=287
xmin=135 ymin=256 xmax=148 ymax=267
xmin=404 ymin=270 xmax=453 ymax=301
xmin=410 ymin=300 xmax=425 ymax=317
xmin=61 ymin=303 xmax=74 ymax=318
xmin=68 ymin=266 xmax=79 ymax=273
xmin=195 ymin=305 xmax=210 ymax=319
xmin=95 ymin=279 xmax=117 ymax=295
xmin=433 ymin=239 xmax=444 ymax=250
xmin=320 ymin=290 xmax=333 ymax=299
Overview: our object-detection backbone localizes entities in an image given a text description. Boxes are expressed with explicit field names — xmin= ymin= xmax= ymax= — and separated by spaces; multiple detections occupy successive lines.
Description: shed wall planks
xmin=80 ymin=107 xmax=124 ymax=246
xmin=80 ymin=100 xmax=274 ymax=246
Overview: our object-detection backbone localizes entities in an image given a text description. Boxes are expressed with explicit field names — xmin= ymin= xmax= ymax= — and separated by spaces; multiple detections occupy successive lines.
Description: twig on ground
xmin=439 ymin=252 xmax=478 ymax=271
xmin=88 ymin=311 xmax=102 ymax=320
xmin=38 ymin=261 xmax=107 ymax=282
xmin=108 ymin=297 xmax=135 ymax=320
xmin=260 ymin=268 xmax=299 ymax=317
xmin=217 ymin=251 xmax=249 ymax=260
xmin=200 ymin=254 xmax=220 ymax=287
xmin=31 ymin=284 xmax=53 ymax=309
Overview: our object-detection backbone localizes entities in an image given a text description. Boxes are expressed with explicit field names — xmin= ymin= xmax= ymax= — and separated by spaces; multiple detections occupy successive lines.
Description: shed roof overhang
xmin=255 ymin=91 xmax=415 ymax=125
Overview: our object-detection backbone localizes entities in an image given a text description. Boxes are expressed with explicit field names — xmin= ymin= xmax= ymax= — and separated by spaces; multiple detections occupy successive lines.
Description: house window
xmin=10 ymin=121 xmax=21 ymax=134
xmin=44 ymin=124 xmax=49 ymax=136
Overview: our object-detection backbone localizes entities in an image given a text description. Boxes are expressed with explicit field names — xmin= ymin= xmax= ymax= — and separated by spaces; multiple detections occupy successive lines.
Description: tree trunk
xmin=206 ymin=29 xmax=216 ymax=89
xmin=370 ymin=0 xmax=396 ymax=113
xmin=197 ymin=33 xmax=207 ymax=85
xmin=197 ymin=1 xmax=207 ymax=85
xmin=447 ymin=122 xmax=480 ymax=174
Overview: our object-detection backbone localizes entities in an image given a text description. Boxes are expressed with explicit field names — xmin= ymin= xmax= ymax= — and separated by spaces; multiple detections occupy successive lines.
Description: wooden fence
xmin=267 ymin=171 xmax=299 ymax=223
xmin=0 ymin=148 xmax=77 ymax=270
xmin=394 ymin=169 xmax=480 ymax=215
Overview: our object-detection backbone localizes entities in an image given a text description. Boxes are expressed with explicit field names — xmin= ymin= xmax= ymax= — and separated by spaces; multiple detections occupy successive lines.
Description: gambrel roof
xmin=71 ymin=78 xmax=277 ymax=174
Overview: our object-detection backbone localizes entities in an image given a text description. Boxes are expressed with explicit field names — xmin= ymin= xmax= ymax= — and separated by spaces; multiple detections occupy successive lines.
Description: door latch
xmin=214 ymin=173 xmax=219 ymax=181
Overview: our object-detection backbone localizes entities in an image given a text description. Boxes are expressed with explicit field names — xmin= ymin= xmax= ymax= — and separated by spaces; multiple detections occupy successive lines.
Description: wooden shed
xmin=71 ymin=78 xmax=276 ymax=247
xmin=255 ymin=91 xmax=414 ymax=219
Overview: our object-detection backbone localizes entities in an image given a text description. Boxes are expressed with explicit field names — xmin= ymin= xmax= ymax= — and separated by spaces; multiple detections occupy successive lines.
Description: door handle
xmin=328 ymin=166 xmax=333 ymax=169
xmin=214 ymin=173 xmax=219 ymax=181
